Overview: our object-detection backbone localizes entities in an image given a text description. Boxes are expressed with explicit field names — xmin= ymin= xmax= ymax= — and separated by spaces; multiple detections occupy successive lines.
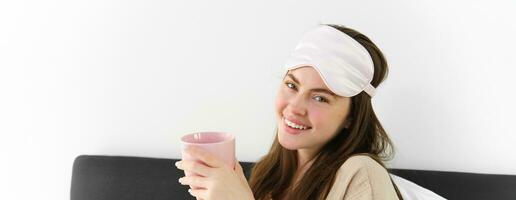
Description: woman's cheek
xmin=275 ymin=91 xmax=288 ymax=114
xmin=307 ymin=109 xmax=324 ymax=129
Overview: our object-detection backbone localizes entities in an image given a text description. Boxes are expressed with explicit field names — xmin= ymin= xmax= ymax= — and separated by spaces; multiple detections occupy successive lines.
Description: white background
xmin=1 ymin=0 xmax=515 ymax=199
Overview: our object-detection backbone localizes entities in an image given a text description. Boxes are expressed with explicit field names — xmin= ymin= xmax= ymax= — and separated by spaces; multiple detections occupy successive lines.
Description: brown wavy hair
xmin=248 ymin=24 xmax=402 ymax=200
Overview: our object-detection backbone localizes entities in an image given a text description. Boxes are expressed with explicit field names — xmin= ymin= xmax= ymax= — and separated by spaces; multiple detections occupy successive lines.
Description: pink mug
xmin=180 ymin=131 xmax=235 ymax=189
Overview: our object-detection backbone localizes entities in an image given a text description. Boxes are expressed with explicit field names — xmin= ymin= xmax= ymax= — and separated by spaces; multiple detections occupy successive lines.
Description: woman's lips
xmin=284 ymin=117 xmax=311 ymax=127
xmin=283 ymin=118 xmax=311 ymax=135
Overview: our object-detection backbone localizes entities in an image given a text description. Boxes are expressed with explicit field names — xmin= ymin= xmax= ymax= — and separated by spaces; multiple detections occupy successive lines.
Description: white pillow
xmin=390 ymin=174 xmax=447 ymax=200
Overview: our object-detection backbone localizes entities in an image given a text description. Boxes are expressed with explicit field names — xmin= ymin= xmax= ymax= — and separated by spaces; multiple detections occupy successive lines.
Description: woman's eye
xmin=285 ymin=82 xmax=296 ymax=90
xmin=314 ymin=96 xmax=328 ymax=103
xmin=285 ymin=82 xmax=328 ymax=103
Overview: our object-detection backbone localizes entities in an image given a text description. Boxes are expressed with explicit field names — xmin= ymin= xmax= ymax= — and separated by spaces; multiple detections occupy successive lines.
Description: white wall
xmin=1 ymin=0 xmax=515 ymax=199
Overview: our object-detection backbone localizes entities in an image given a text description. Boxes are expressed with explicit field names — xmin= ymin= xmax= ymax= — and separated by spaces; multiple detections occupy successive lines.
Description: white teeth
xmin=284 ymin=118 xmax=310 ymax=130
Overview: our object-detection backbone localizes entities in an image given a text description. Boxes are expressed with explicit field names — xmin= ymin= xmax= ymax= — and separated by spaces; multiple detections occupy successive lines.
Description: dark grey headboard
xmin=70 ymin=155 xmax=516 ymax=200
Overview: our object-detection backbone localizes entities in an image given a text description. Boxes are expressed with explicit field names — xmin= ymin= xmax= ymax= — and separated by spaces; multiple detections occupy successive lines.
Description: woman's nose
xmin=287 ymin=95 xmax=307 ymax=116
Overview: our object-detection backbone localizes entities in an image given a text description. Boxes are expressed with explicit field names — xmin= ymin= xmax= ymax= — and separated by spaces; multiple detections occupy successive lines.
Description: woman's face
xmin=275 ymin=66 xmax=352 ymax=153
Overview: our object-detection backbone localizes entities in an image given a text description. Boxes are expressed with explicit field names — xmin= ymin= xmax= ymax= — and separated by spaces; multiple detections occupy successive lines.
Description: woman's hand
xmin=175 ymin=146 xmax=255 ymax=200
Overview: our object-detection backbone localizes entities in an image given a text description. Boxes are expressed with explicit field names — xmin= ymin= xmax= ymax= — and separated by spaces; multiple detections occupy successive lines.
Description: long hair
xmin=248 ymin=24 xmax=400 ymax=200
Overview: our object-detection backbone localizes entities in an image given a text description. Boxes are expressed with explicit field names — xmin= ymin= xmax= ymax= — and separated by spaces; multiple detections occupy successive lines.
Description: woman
xmin=175 ymin=23 xmax=402 ymax=200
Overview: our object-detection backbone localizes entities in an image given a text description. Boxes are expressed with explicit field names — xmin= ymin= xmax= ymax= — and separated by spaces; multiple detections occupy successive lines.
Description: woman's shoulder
xmin=338 ymin=154 xmax=387 ymax=174
xmin=326 ymin=154 xmax=399 ymax=199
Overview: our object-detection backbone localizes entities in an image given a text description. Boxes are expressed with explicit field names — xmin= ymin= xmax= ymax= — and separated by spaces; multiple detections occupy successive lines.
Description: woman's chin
xmin=277 ymin=131 xmax=300 ymax=150
xmin=279 ymin=143 xmax=298 ymax=150
xmin=280 ymin=143 xmax=298 ymax=150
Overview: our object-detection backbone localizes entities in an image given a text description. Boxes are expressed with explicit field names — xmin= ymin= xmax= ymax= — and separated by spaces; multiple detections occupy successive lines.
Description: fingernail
xmin=188 ymin=189 xmax=192 ymax=193
xmin=174 ymin=161 xmax=180 ymax=167
xmin=178 ymin=177 xmax=183 ymax=183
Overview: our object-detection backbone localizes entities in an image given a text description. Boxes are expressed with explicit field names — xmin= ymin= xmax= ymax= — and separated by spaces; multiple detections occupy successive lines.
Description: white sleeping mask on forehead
xmin=284 ymin=25 xmax=376 ymax=97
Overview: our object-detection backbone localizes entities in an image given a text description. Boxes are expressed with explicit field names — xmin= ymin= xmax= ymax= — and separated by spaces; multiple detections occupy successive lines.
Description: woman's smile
xmin=284 ymin=117 xmax=311 ymax=130
xmin=283 ymin=117 xmax=312 ymax=135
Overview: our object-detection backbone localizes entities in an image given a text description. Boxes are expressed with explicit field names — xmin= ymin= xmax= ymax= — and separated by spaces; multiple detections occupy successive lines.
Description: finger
xmin=189 ymin=188 xmax=207 ymax=199
xmin=175 ymin=160 xmax=212 ymax=177
xmin=234 ymin=161 xmax=247 ymax=179
xmin=179 ymin=175 xmax=209 ymax=188
xmin=185 ymin=146 xmax=225 ymax=168
xmin=237 ymin=161 xmax=244 ymax=172
xmin=234 ymin=159 xmax=242 ymax=171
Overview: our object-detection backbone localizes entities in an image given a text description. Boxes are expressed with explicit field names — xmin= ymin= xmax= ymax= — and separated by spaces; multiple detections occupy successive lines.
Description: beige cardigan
xmin=325 ymin=155 xmax=399 ymax=200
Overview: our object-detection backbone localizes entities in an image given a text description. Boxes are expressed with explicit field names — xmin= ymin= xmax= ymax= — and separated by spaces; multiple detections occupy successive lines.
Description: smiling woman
xmin=174 ymin=23 xmax=401 ymax=200
xmin=247 ymin=24 xmax=402 ymax=200
xmin=276 ymin=67 xmax=353 ymax=156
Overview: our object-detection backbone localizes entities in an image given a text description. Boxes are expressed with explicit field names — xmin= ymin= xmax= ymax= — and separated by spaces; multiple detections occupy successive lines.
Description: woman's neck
xmin=297 ymin=147 xmax=319 ymax=168
xmin=293 ymin=150 xmax=317 ymax=186
xmin=277 ymin=149 xmax=318 ymax=200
